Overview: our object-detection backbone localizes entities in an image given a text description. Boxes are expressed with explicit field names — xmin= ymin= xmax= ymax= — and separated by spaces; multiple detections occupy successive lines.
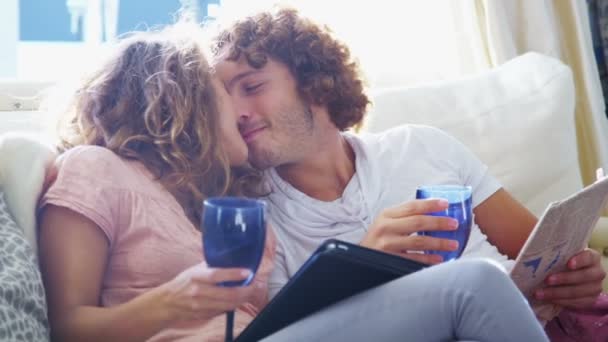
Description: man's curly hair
xmin=212 ymin=7 xmax=370 ymax=131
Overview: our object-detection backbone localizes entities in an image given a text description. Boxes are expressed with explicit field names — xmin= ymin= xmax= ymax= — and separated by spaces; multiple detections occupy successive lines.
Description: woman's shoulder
xmin=58 ymin=145 xmax=123 ymax=167
xmin=55 ymin=145 xmax=148 ymax=188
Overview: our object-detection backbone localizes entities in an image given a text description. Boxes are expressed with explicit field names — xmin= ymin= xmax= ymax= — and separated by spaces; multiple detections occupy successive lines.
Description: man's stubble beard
xmin=248 ymin=105 xmax=315 ymax=171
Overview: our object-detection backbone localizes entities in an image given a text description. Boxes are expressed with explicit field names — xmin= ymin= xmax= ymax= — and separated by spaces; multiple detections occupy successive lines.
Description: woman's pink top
xmin=40 ymin=145 xmax=275 ymax=341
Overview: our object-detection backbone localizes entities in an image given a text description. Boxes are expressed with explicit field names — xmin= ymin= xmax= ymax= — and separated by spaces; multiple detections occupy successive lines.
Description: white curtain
xmin=451 ymin=0 xmax=561 ymax=68
xmin=454 ymin=0 xmax=608 ymax=186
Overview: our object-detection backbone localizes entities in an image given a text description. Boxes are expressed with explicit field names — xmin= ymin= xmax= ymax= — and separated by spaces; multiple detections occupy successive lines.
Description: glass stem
xmin=225 ymin=310 xmax=234 ymax=342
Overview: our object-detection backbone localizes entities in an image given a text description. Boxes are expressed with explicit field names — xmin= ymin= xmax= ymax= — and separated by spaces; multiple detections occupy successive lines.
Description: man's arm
xmin=473 ymin=188 xmax=538 ymax=259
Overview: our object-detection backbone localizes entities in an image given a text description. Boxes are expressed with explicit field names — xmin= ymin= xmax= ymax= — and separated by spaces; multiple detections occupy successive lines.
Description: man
xmin=212 ymin=7 xmax=605 ymax=314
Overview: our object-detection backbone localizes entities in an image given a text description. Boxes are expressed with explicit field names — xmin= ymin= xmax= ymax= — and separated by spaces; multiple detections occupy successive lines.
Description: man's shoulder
xmin=354 ymin=124 xmax=450 ymax=150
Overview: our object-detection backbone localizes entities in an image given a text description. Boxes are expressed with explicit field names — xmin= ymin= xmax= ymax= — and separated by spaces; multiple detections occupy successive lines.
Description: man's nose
xmin=238 ymin=110 xmax=252 ymax=124
xmin=232 ymin=95 xmax=256 ymax=123
xmin=235 ymin=101 xmax=253 ymax=122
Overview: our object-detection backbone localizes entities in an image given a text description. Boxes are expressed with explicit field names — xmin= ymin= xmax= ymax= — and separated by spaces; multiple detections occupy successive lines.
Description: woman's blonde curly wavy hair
xmin=57 ymin=22 xmax=265 ymax=225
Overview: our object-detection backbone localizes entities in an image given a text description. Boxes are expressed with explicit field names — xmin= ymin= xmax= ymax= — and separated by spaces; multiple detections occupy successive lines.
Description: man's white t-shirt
xmin=265 ymin=124 xmax=514 ymax=298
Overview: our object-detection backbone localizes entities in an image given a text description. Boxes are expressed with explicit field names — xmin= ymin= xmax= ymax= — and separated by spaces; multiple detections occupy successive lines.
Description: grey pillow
xmin=0 ymin=189 xmax=49 ymax=341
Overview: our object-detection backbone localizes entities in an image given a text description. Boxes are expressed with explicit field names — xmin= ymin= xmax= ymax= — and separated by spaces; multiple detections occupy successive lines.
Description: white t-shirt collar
xmin=264 ymin=132 xmax=382 ymax=236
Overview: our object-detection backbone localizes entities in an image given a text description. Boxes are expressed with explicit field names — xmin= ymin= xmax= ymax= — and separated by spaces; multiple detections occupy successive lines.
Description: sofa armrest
xmin=589 ymin=217 xmax=608 ymax=256
xmin=0 ymin=133 xmax=55 ymax=253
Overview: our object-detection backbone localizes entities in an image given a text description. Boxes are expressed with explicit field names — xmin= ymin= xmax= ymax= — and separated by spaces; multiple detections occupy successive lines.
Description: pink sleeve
xmin=39 ymin=146 xmax=122 ymax=246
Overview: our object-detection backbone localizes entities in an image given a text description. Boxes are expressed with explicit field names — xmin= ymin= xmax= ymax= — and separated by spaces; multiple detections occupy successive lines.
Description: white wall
xmin=0 ymin=0 xmax=18 ymax=78
xmin=0 ymin=111 xmax=47 ymax=135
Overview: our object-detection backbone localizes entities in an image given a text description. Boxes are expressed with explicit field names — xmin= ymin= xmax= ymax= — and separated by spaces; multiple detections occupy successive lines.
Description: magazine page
xmin=509 ymin=173 xmax=608 ymax=320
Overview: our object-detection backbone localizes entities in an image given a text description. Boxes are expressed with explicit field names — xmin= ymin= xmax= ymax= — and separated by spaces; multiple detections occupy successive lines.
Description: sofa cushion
xmin=0 ymin=133 xmax=56 ymax=252
xmin=0 ymin=188 xmax=49 ymax=341
xmin=0 ymin=80 xmax=52 ymax=112
xmin=363 ymin=52 xmax=579 ymax=216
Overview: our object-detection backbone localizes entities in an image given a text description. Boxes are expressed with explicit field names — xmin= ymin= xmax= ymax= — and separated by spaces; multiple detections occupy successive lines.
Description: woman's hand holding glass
xmin=201 ymin=197 xmax=266 ymax=342
xmin=157 ymin=263 xmax=257 ymax=323
xmin=143 ymin=196 xmax=266 ymax=332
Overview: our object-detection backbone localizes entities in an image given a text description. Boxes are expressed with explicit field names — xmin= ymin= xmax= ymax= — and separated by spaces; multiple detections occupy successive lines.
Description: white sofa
xmin=362 ymin=52 xmax=608 ymax=290
xmin=0 ymin=53 xmax=607 ymax=290
xmin=0 ymin=80 xmax=50 ymax=135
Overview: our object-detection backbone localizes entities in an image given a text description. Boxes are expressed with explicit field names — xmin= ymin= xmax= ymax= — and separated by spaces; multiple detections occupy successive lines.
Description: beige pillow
xmin=363 ymin=52 xmax=579 ymax=216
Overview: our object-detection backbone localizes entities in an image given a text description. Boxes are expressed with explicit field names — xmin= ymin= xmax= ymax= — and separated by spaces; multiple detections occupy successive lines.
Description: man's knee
xmin=450 ymin=258 xmax=511 ymax=288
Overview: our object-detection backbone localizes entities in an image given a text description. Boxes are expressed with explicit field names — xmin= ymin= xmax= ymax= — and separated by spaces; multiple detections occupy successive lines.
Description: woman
xmin=38 ymin=22 xmax=275 ymax=341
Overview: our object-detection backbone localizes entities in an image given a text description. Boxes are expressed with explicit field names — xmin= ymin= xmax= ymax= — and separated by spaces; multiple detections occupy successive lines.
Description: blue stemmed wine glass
xmin=202 ymin=197 xmax=267 ymax=342
xmin=415 ymin=185 xmax=473 ymax=261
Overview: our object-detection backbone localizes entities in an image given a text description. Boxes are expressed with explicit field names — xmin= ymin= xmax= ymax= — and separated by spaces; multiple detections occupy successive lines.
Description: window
xmin=5 ymin=0 xmax=220 ymax=80
xmin=6 ymin=0 xmax=479 ymax=88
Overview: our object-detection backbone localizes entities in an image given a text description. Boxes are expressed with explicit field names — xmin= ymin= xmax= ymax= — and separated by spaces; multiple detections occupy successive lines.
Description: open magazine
xmin=510 ymin=169 xmax=608 ymax=321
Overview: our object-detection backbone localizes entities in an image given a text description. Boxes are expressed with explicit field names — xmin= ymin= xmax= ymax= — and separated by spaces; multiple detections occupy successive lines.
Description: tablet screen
xmin=236 ymin=239 xmax=427 ymax=342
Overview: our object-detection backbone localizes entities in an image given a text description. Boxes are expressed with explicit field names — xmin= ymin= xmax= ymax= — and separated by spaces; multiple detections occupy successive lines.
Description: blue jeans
xmin=261 ymin=259 xmax=548 ymax=342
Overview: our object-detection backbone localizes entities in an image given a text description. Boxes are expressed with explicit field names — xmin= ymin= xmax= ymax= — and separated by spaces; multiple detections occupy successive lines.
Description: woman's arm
xmin=39 ymin=205 xmax=258 ymax=342
xmin=39 ymin=205 xmax=173 ymax=341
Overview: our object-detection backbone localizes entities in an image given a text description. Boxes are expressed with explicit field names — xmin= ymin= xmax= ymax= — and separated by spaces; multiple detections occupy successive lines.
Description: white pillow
xmin=363 ymin=52 xmax=580 ymax=216
xmin=0 ymin=133 xmax=56 ymax=252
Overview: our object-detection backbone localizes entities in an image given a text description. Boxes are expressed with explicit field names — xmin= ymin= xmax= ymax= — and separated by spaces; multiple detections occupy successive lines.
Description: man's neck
xmin=276 ymin=132 xmax=356 ymax=202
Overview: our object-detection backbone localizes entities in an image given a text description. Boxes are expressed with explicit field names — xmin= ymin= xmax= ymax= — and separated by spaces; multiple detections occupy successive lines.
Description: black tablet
xmin=235 ymin=239 xmax=427 ymax=342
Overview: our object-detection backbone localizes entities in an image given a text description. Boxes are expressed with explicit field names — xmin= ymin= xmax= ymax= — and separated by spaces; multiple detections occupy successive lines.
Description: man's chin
xmin=247 ymin=153 xmax=275 ymax=170
xmin=246 ymin=145 xmax=282 ymax=170
xmin=248 ymin=158 xmax=272 ymax=170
